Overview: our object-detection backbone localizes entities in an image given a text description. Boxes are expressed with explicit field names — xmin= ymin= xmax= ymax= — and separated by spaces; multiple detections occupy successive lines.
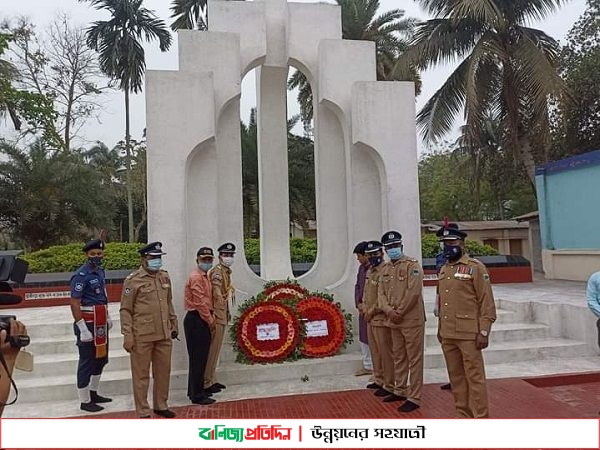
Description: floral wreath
xmin=263 ymin=279 xmax=308 ymax=302
xmin=297 ymin=295 xmax=346 ymax=358
xmin=231 ymin=298 xmax=301 ymax=364
xmin=230 ymin=282 xmax=353 ymax=364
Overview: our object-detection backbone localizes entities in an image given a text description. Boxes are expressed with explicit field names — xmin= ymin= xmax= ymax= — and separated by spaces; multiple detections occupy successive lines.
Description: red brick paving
xmin=87 ymin=375 xmax=600 ymax=419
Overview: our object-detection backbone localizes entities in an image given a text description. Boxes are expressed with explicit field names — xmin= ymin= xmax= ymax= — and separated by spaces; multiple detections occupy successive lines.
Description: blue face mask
xmin=443 ymin=244 xmax=463 ymax=261
xmin=147 ymin=258 xmax=163 ymax=271
xmin=88 ymin=256 xmax=103 ymax=267
xmin=198 ymin=262 xmax=212 ymax=272
xmin=386 ymin=247 xmax=402 ymax=260
xmin=369 ymin=256 xmax=382 ymax=266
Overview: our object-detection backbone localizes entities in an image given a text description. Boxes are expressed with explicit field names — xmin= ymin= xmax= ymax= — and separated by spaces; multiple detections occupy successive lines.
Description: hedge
xmin=22 ymin=236 xmax=497 ymax=273
xmin=421 ymin=234 xmax=499 ymax=258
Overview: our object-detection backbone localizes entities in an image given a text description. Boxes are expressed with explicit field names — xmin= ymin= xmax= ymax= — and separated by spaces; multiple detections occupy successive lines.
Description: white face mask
xmin=221 ymin=256 xmax=234 ymax=267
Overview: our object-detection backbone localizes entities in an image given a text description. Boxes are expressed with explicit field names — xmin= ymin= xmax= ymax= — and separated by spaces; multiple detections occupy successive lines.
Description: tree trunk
xmin=125 ymin=90 xmax=134 ymax=243
xmin=518 ymin=138 xmax=537 ymax=192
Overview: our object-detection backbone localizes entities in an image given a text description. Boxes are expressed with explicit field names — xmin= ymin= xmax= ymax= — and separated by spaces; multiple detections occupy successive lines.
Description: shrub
xmin=421 ymin=233 xmax=498 ymax=258
xmin=23 ymin=242 xmax=144 ymax=273
xmin=22 ymin=236 xmax=498 ymax=273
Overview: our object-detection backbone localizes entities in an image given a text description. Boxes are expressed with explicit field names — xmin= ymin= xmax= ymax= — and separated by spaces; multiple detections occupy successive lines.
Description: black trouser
xmin=596 ymin=318 xmax=600 ymax=349
xmin=184 ymin=310 xmax=212 ymax=401
xmin=74 ymin=322 xmax=108 ymax=389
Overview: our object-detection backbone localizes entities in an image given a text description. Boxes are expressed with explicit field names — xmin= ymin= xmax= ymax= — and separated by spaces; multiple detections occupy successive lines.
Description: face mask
xmin=368 ymin=256 xmax=382 ymax=266
xmin=443 ymin=244 xmax=463 ymax=261
xmin=221 ymin=257 xmax=234 ymax=267
xmin=198 ymin=262 xmax=212 ymax=272
xmin=386 ymin=247 xmax=402 ymax=260
xmin=88 ymin=256 xmax=103 ymax=267
xmin=147 ymin=258 xmax=163 ymax=271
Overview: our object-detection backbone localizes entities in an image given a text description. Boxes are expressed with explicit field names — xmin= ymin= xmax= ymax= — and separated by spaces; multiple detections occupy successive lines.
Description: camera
xmin=0 ymin=251 xmax=30 ymax=348
xmin=0 ymin=315 xmax=29 ymax=348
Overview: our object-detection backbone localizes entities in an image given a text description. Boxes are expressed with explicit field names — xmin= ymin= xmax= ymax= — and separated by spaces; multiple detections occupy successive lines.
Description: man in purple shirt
xmin=354 ymin=241 xmax=373 ymax=376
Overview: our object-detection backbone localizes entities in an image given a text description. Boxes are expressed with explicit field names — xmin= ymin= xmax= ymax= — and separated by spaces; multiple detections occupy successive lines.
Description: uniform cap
xmin=83 ymin=239 xmax=104 ymax=252
xmin=381 ymin=231 xmax=402 ymax=246
xmin=139 ymin=241 xmax=166 ymax=256
xmin=364 ymin=241 xmax=383 ymax=254
xmin=218 ymin=242 xmax=236 ymax=254
xmin=436 ymin=223 xmax=467 ymax=241
xmin=196 ymin=247 xmax=214 ymax=258
xmin=353 ymin=241 xmax=368 ymax=254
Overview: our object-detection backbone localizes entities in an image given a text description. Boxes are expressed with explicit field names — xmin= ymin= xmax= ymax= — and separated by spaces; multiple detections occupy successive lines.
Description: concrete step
xmin=19 ymin=320 xmax=553 ymax=381
xmin=9 ymin=351 xmax=600 ymax=418
xmin=13 ymin=335 xmax=593 ymax=402
xmin=12 ymin=352 xmax=363 ymax=403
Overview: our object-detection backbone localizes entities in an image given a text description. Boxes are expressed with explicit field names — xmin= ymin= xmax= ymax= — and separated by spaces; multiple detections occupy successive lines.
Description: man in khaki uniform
xmin=361 ymin=241 xmax=394 ymax=397
xmin=120 ymin=242 xmax=179 ymax=418
xmin=437 ymin=225 xmax=496 ymax=418
xmin=205 ymin=242 xmax=235 ymax=394
xmin=378 ymin=231 xmax=425 ymax=413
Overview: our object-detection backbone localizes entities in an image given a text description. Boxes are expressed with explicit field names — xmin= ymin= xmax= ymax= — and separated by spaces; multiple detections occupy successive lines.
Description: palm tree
xmin=170 ymin=0 xmax=207 ymax=31
xmin=169 ymin=0 xmax=246 ymax=32
xmin=290 ymin=0 xmax=420 ymax=126
xmin=398 ymin=0 xmax=566 ymax=185
xmin=0 ymin=140 xmax=113 ymax=250
xmin=82 ymin=0 xmax=172 ymax=242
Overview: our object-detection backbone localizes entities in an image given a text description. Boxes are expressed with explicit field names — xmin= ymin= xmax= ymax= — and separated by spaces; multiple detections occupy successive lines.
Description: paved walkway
xmin=80 ymin=373 xmax=599 ymax=419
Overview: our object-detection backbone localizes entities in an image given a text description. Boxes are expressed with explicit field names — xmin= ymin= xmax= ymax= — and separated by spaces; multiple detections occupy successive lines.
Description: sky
xmin=0 ymin=0 xmax=588 ymax=151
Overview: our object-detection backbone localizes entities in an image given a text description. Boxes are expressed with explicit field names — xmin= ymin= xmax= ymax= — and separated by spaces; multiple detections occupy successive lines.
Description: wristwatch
xmin=479 ymin=330 xmax=489 ymax=337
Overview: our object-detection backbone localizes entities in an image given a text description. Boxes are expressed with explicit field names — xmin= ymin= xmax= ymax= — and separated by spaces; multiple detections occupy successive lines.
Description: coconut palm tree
xmin=290 ymin=0 xmax=420 ymax=127
xmin=82 ymin=0 xmax=172 ymax=242
xmin=398 ymin=0 xmax=567 ymax=184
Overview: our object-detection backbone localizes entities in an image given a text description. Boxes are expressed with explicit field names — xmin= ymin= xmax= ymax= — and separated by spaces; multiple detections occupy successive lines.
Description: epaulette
xmin=125 ymin=268 xmax=141 ymax=280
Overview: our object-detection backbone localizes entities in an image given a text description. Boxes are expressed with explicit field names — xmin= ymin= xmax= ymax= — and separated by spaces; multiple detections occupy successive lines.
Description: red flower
xmin=297 ymin=296 xmax=346 ymax=358
xmin=263 ymin=283 xmax=308 ymax=302
xmin=236 ymin=301 xmax=300 ymax=363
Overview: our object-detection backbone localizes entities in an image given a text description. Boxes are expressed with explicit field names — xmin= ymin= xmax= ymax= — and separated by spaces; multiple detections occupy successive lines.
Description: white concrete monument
xmin=146 ymin=0 xmax=420 ymax=357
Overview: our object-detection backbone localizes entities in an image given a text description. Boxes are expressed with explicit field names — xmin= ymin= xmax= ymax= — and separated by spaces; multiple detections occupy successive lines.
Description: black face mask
xmin=88 ymin=256 xmax=104 ymax=267
xmin=369 ymin=256 xmax=383 ymax=266
xmin=443 ymin=244 xmax=463 ymax=261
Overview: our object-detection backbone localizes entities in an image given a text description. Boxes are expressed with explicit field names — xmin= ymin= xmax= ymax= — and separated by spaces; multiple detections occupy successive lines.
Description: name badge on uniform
xmin=454 ymin=265 xmax=473 ymax=280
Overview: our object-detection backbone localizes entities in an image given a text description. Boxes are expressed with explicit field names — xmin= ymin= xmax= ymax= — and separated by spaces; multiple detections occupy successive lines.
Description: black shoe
xmin=90 ymin=391 xmax=112 ymax=403
xmin=374 ymin=388 xmax=392 ymax=397
xmin=383 ymin=394 xmax=406 ymax=403
xmin=399 ymin=400 xmax=420 ymax=413
xmin=191 ymin=397 xmax=216 ymax=405
xmin=213 ymin=382 xmax=226 ymax=390
xmin=440 ymin=383 xmax=451 ymax=390
xmin=80 ymin=402 xmax=104 ymax=413
xmin=366 ymin=382 xmax=381 ymax=389
xmin=153 ymin=409 xmax=176 ymax=418
xmin=206 ymin=384 xmax=222 ymax=394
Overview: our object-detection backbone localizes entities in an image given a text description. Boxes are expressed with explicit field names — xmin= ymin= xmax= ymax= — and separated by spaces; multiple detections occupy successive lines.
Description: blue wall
xmin=536 ymin=150 xmax=600 ymax=250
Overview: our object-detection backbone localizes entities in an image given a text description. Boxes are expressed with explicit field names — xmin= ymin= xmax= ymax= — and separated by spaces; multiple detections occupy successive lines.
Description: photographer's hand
xmin=1 ymin=319 xmax=26 ymax=363
xmin=0 ymin=319 xmax=27 ymax=417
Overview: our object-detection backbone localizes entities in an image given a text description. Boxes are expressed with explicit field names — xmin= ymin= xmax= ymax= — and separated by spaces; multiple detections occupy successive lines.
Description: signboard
xmin=306 ymin=320 xmax=329 ymax=338
xmin=256 ymin=323 xmax=280 ymax=341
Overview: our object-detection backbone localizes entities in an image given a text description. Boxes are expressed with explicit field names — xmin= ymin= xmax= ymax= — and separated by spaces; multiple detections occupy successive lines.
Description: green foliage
xmin=0 ymin=140 xmax=115 ymax=251
xmin=402 ymin=0 xmax=566 ymax=183
xmin=420 ymin=234 xmax=498 ymax=259
xmin=553 ymin=0 xmax=600 ymax=157
xmin=22 ymin=242 xmax=144 ymax=273
xmin=420 ymin=234 xmax=441 ymax=259
xmin=244 ymin=238 xmax=317 ymax=265
xmin=419 ymin=145 xmax=537 ymax=221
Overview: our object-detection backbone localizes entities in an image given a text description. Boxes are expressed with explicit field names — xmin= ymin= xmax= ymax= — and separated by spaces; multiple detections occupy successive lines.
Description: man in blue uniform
xmin=70 ymin=239 xmax=112 ymax=412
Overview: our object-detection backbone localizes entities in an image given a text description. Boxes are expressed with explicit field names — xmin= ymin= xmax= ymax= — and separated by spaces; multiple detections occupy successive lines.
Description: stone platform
xmin=3 ymin=280 xmax=599 ymax=418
